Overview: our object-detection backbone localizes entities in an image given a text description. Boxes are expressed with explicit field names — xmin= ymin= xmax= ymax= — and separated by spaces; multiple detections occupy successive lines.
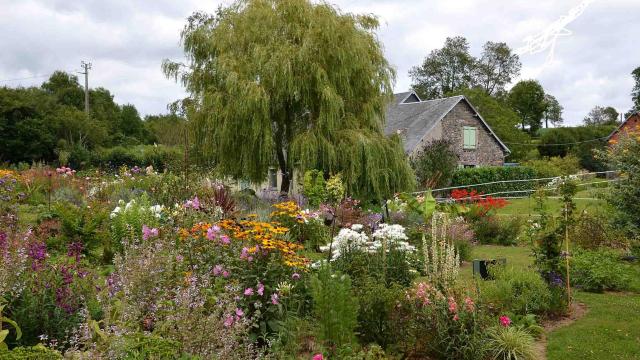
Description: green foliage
xmin=470 ymin=215 xmax=523 ymax=246
xmin=144 ymin=113 xmax=187 ymax=146
xmin=410 ymin=139 xmax=458 ymax=188
xmin=571 ymin=249 xmax=632 ymax=293
xmin=110 ymin=333 xmax=186 ymax=360
xmin=486 ymin=325 xmax=536 ymax=360
xmin=538 ymin=125 xmax=614 ymax=171
xmin=632 ymin=66 xmax=640 ymax=113
xmin=326 ymin=173 xmax=346 ymax=203
xmin=601 ymin=133 xmax=640 ymax=236
xmin=164 ymin=0 xmax=414 ymax=198
xmin=49 ymin=202 xmax=108 ymax=259
xmin=0 ymin=344 xmax=62 ymax=360
xmin=450 ymin=166 xmax=538 ymax=196
xmin=455 ymin=87 xmax=530 ymax=161
xmin=508 ymin=80 xmax=547 ymax=133
xmin=309 ymin=266 xmax=358 ymax=350
xmin=583 ymin=105 xmax=619 ymax=126
xmin=0 ymin=72 xmax=152 ymax=165
xmin=522 ymin=154 xmax=581 ymax=178
xmin=93 ymin=145 xmax=182 ymax=171
xmin=0 ymin=303 xmax=22 ymax=351
xmin=302 ymin=170 xmax=327 ymax=207
xmin=354 ymin=279 xmax=404 ymax=349
xmin=542 ymin=94 xmax=563 ymax=128
xmin=482 ymin=266 xmax=552 ymax=316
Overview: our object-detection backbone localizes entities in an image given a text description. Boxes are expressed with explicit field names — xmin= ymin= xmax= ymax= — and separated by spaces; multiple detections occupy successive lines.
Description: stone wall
xmin=413 ymin=100 xmax=505 ymax=166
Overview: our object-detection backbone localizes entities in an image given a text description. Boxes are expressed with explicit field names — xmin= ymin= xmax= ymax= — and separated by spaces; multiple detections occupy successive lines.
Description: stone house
xmin=384 ymin=91 xmax=510 ymax=167
xmin=607 ymin=111 xmax=640 ymax=145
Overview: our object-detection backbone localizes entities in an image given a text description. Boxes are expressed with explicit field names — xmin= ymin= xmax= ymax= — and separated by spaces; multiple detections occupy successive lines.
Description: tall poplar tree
xmin=163 ymin=0 xmax=414 ymax=198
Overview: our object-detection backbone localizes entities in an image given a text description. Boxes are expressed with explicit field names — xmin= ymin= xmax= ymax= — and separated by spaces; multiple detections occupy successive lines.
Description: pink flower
xmin=448 ymin=297 xmax=457 ymax=313
xmin=222 ymin=270 xmax=230 ymax=278
xmin=500 ymin=315 xmax=511 ymax=327
xmin=192 ymin=196 xmax=200 ymax=209
xmin=206 ymin=227 xmax=218 ymax=240
xmin=313 ymin=354 xmax=324 ymax=360
xmin=223 ymin=316 xmax=234 ymax=327
xmin=235 ymin=308 xmax=244 ymax=317
xmin=292 ymin=273 xmax=301 ymax=280
xmin=244 ymin=287 xmax=254 ymax=296
xmin=240 ymin=247 xmax=253 ymax=262
xmin=213 ymin=265 xmax=223 ymax=276
xmin=219 ymin=235 xmax=231 ymax=245
xmin=257 ymin=282 xmax=265 ymax=296
xmin=464 ymin=297 xmax=475 ymax=312
xmin=142 ymin=225 xmax=158 ymax=241
xmin=271 ymin=293 xmax=279 ymax=305
xmin=453 ymin=314 xmax=459 ymax=321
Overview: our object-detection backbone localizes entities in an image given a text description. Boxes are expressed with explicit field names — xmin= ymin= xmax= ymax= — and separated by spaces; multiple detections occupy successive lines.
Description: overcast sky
xmin=1 ymin=0 xmax=638 ymax=125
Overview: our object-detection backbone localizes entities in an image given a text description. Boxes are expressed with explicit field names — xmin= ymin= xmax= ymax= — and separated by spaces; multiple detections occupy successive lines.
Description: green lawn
xmin=459 ymin=245 xmax=532 ymax=282
xmin=547 ymin=291 xmax=640 ymax=360
xmin=496 ymin=195 xmax=607 ymax=217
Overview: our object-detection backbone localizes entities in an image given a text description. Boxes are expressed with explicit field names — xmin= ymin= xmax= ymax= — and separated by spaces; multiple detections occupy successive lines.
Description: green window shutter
xmin=463 ymin=126 xmax=477 ymax=149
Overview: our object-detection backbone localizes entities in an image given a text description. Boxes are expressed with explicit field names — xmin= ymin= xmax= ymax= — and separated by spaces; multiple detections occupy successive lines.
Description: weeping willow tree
xmin=163 ymin=0 xmax=414 ymax=199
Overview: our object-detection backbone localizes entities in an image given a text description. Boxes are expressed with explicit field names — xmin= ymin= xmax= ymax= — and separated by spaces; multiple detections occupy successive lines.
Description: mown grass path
xmin=546 ymin=291 xmax=640 ymax=360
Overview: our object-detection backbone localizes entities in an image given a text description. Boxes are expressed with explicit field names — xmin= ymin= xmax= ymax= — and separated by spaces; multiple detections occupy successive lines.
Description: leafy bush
xmin=571 ymin=249 xmax=632 ymax=292
xmin=523 ymin=154 xmax=581 ymax=178
xmin=354 ymin=279 xmax=404 ymax=349
xmin=570 ymin=211 xmax=629 ymax=250
xmin=0 ymin=344 xmax=63 ymax=359
xmin=471 ymin=216 xmax=523 ymax=245
xmin=303 ymin=169 xmax=327 ymax=207
xmin=450 ymin=166 xmax=539 ymax=196
xmin=92 ymin=145 xmax=182 ymax=171
xmin=309 ymin=266 xmax=359 ymax=350
xmin=486 ymin=325 xmax=536 ymax=360
xmin=411 ymin=139 xmax=458 ymax=189
xmin=482 ymin=266 xmax=552 ymax=316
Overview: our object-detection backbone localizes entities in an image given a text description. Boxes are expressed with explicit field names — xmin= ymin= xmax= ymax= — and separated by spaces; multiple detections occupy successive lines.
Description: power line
xmin=503 ymin=136 xmax=610 ymax=146
xmin=0 ymin=74 xmax=53 ymax=83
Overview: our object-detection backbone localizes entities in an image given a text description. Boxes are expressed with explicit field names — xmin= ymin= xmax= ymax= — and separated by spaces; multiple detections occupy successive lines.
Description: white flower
xmin=351 ymin=224 xmax=364 ymax=232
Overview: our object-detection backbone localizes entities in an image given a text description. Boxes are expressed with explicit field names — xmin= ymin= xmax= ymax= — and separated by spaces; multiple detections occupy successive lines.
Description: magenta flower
xmin=223 ymin=316 xmax=234 ymax=327
xmin=271 ymin=293 xmax=279 ymax=305
xmin=257 ymin=282 xmax=264 ymax=296
xmin=244 ymin=287 xmax=254 ymax=296
xmin=235 ymin=308 xmax=244 ymax=317
xmin=206 ymin=227 xmax=217 ymax=240
xmin=313 ymin=354 xmax=324 ymax=360
xmin=219 ymin=235 xmax=231 ymax=245
xmin=222 ymin=270 xmax=230 ymax=278
xmin=500 ymin=315 xmax=511 ymax=327
xmin=142 ymin=225 xmax=158 ymax=240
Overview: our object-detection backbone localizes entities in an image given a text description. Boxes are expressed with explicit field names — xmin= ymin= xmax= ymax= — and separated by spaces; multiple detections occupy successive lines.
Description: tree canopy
xmin=542 ymin=94 xmax=563 ymax=128
xmin=583 ymin=105 xmax=619 ymax=126
xmin=410 ymin=37 xmax=521 ymax=99
xmin=507 ymin=80 xmax=547 ymax=133
xmin=163 ymin=0 xmax=414 ymax=198
xmin=630 ymin=66 xmax=639 ymax=115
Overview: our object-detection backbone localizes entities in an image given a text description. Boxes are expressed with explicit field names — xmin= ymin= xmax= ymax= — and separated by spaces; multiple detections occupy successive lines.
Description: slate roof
xmin=384 ymin=91 xmax=510 ymax=154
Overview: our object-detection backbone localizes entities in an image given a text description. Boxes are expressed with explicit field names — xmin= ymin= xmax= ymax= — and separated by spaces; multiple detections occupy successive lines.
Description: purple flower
xmin=244 ymin=287 xmax=254 ymax=296
xmin=184 ymin=196 xmax=201 ymax=210
xmin=213 ymin=264 xmax=223 ymax=276
xmin=292 ymin=273 xmax=301 ymax=281
xmin=271 ymin=293 xmax=279 ymax=305
xmin=66 ymin=242 xmax=84 ymax=262
xmin=257 ymin=282 xmax=264 ymax=296
xmin=240 ymin=247 xmax=253 ymax=262
xmin=219 ymin=235 xmax=231 ymax=245
xmin=235 ymin=308 xmax=244 ymax=317
xmin=206 ymin=227 xmax=218 ymax=241
xmin=142 ymin=225 xmax=159 ymax=241
xmin=27 ymin=241 xmax=47 ymax=270
xmin=222 ymin=270 xmax=230 ymax=278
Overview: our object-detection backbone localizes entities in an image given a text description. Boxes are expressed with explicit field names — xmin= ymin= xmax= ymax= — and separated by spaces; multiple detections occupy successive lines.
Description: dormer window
xmin=401 ymin=93 xmax=421 ymax=104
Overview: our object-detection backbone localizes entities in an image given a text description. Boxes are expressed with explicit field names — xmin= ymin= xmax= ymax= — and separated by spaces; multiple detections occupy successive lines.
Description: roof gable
xmin=607 ymin=112 xmax=640 ymax=140
xmin=384 ymin=92 xmax=510 ymax=154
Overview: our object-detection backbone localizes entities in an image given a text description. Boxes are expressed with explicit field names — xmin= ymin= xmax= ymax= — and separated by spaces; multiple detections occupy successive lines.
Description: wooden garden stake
xmin=564 ymin=203 xmax=572 ymax=311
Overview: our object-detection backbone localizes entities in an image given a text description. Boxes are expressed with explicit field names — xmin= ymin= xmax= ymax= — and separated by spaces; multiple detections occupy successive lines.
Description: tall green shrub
xmin=310 ymin=266 xmax=358 ymax=349
xmin=450 ymin=166 xmax=539 ymax=196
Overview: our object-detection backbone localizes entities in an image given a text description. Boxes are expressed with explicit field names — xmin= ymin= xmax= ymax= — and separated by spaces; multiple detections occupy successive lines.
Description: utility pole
xmin=80 ymin=61 xmax=92 ymax=115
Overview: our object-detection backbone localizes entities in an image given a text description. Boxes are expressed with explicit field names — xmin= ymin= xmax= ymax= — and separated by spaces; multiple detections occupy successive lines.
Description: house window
xmin=463 ymin=126 xmax=477 ymax=149
xmin=268 ymin=168 xmax=278 ymax=189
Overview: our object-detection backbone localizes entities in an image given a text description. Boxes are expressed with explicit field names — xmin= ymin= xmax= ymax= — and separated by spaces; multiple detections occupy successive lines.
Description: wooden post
xmin=564 ymin=203 xmax=572 ymax=311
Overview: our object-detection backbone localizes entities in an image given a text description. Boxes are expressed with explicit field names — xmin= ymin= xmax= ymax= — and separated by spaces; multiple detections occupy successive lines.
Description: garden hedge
xmin=91 ymin=145 xmax=183 ymax=171
xmin=449 ymin=166 xmax=540 ymax=196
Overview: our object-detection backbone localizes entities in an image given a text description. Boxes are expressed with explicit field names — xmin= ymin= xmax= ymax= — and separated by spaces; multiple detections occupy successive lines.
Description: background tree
xmin=542 ymin=94 xmax=563 ymax=128
xmin=507 ymin=80 xmax=547 ymax=133
xmin=630 ymin=66 xmax=640 ymax=115
xmin=456 ymin=87 xmax=530 ymax=161
xmin=410 ymin=139 xmax=458 ymax=189
xmin=163 ymin=0 xmax=414 ymax=198
xmin=145 ymin=113 xmax=186 ymax=146
xmin=583 ymin=106 xmax=619 ymax=126
xmin=472 ymin=41 xmax=521 ymax=95
xmin=409 ymin=36 xmax=475 ymax=99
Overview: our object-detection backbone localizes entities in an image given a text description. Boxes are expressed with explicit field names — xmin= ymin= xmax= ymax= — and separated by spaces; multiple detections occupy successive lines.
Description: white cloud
xmin=0 ymin=0 xmax=637 ymax=125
